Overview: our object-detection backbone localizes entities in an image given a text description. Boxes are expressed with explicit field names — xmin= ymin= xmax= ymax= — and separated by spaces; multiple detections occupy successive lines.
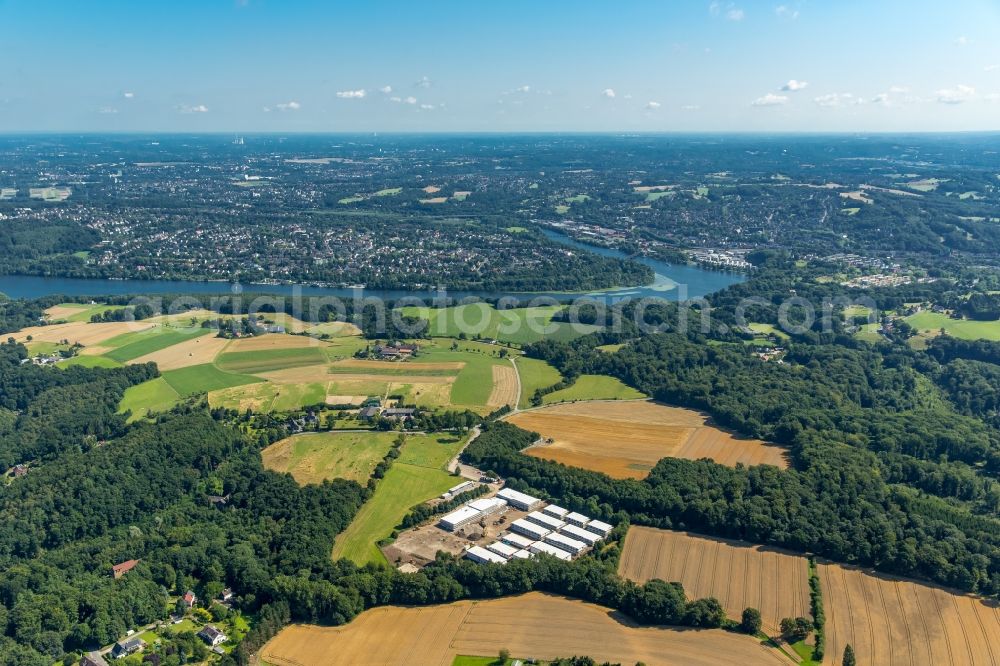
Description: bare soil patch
xmin=224 ymin=334 xmax=327 ymax=352
xmin=12 ymin=321 xmax=156 ymax=347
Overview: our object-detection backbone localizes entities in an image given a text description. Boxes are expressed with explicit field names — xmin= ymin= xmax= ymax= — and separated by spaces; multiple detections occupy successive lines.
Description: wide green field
xmin=103 ymin=326 xmax=211 ymax=362
xmin=331 ymin=433 xmax=466 ymax=566
xmin=515 ymin=357 xmax=563 ymax=408
xmin=262 ymin=431 xmax=399 ymax=484
xmin=542 ymin=374 xmax=647 ymax=404
xmin=60 ymin=355 xmax=123 ymax=369
xmin=208 ymin=381 xmax=327 ymax=413
xmin=215 ymin=346 xmax=327 ymax=374
xmin=161 ymin=364 xmax=262 ymax=397
xmin=118 ymin=377 xmax=180 ymax=422
xmin=904 ymin=311 xmax=1000 ymax=341
xmin=398 ymin=304 xmax=599 ymax=345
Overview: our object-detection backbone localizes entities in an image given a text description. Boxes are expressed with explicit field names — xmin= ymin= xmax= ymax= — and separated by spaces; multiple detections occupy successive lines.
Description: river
xmin=0 ymin=233 xmax=744 ymax=303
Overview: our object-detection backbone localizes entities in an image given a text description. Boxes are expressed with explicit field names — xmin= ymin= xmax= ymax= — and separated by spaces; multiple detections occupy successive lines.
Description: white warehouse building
xmin=528 ymin=541 xmax=571 ymax=561
xmin=542 ymin=504 xmax=570 ymax=520
xmin=561 ymin=523 xmax=601 ymax=546
xmin=510 ymin=518 xmax=550 ymax=541
xmin=565 ymin=512 xmax=590 ymax=527
xmin=544 ymin=531 xmax=588 ymax=555
xmin=525 ymin=511 xmax=566 ymax=531
xmin=439 ymin=506 xmax=482 ymax=532
xmin=465 ymin=546 xmax=507 ymax=565
xmin=500 ymin=533 xmax=534 ymax=550
xmin=496 ymin=487 xmax=544 ymax=511
xmin=585 ymin=519 xmax=613 ymax=537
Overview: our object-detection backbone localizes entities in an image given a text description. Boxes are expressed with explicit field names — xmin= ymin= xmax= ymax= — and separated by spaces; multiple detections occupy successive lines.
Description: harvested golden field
xmin=337 ymin=358 xmax=465 ymax=372
xmin=819 ymin=562 xmax=1000 ymax=666
xmin=224 ymin=334 xmax=327 ymax=352
xmin=44 ymin=304 xmax=90 ymax=320
xmin=12 ymin=321 xmax=155 ymax=347
xmin=129 ymin=334 xmax=230 ymax=370
xmin=260 ymin=593 xmax=790 ymax=666
xmin=325 ymin=394 xmax=366 ymax=406
xmin=619 ymin=527 xmax=810 ymax=636
xmin=486 ymin=363 xmax=519 ymax=408
xmin=511 ymin=400 xmax=788 ymax=479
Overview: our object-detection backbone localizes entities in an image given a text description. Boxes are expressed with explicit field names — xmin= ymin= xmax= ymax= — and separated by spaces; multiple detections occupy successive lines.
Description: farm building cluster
xmin=437 ymin=488 xmax=612 ymax=565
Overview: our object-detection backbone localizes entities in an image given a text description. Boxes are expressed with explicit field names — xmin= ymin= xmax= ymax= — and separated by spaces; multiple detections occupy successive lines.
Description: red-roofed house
xmin=112 ymin=559 xmax=140 ymax=579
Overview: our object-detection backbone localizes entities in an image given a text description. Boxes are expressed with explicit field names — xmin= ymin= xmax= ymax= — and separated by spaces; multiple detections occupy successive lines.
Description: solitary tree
xmin=843 ymin=644 xmax=856 ymax=666
xmin=741 ymin=607 xmax=763 ymax=635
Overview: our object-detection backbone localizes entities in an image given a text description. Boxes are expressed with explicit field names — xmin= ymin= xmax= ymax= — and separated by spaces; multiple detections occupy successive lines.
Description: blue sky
xmin=1 ymin=0 xmax=999 ymax=132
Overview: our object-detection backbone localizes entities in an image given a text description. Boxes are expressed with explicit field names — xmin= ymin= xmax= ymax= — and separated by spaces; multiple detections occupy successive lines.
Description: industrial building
xmin=439 ymin=506 xmax=483 ymax=532
xmin=561 ymin=523 xmax=601 ymax=546
xmin=525 ymin=510 xmax=566 ymax=531
xmin=511 ymin=549 xmax=532 ymax=560
xmin=486 ymin=541 xmax=519 ymax=559
xmin=528 ymin=541 xmax=572 ymax=560
xmin=585 ymin=519 xmax=613 ymax=537
xmin=465 ymin=546 xmax=507 ymax=564
xmin=496 ymin=487 xmax=544 ymax=511
xmin=441 ymin=480 xmax=476 ymax=499
xmin=510 ymin=518 xmax=551 ymax=541
xmin=544 ymin=531 xmax=588 ymax=555
xmin=565 ymin=512 xmax=590 ymax=527
xmin=500 ymin=533 xmax=534 ymax=550
xmin=438 ymin=496 xmax=507 ymax=532
xmin=542 ymin=504 xmax=570 ymax=520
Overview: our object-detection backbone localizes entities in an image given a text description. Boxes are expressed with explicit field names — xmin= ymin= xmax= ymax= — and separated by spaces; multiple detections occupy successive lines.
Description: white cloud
xmin=404 ymin=96 xmax=417 ymax=105
xmin=985 ymin=64 xmax=1000 ymax=72
xmin=781 ymin=79 xmax=809 ymax=92
xmin=276 ymin=101 xmax=301 ymax=111
xmin=123 ymin=92 xmax=135 ymax=99
xmin=710 ymin=2 xmax=744 ymax=20
xmin=515 ymin=85 xmax=531 ymax=93
xmin=889 ymin=85 xmax=910 ymax=94
xmin=871 ymin=93 xmax=890 ymax=106
xmin=680 ymin=104 xmax=701 ymax=110
xmin=936 ymin=84 xmax=976 ymax=104
xmin=415 ymin=76 xmax=432 ymax=89
xmin=813 ymin=93 xmax=864 ymax=107
xmin=601 ymin=88 xmax=616 ymax=99
xmin=955 ymin=35 xmax=970 ymax=46
xmin=379 ymin=85 xmax=393 ymax=94
xmin=984 ymin=92 xmax=1000 ymax=102
xmin=98 ymin=106 xmax=118 ymax=114
xmin=419 ymin=103 xmax=435 ymax=110
xmin=775 ymin=4 xmax=799 ymax=19
xmin=336 ymin=89 xmax=366 ymax=99
xmin=178 ymin=104 xmax=208 ymax=114
xmin=751 ymin=93 xmax=788 ymax=106
xmin=646 ymin=101 xmax=661 ymax=109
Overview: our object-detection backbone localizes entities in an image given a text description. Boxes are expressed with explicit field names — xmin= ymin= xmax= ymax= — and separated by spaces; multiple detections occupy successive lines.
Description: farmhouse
xmin=182 ymin=590 xmax=197 ymax=608
xmin=111 ymin=637 xmax=145 ymax=659
xmin=358 ymin=406 xmax=380 ymax=421
xmin=111 ymin=558 xmax=140 ymax=579
xmin=80 ymin=652 xmax=109 ymax=666
xmin=544 ymin=531 xmax=588 ymax=555
xmin=496 ymin=487 xmax=543 ymax=511
xmin=198 ymin=625 xmax=228 ymax=647
xmin=525 ymin=510 xmax=566 ymax=531
xmin=382 ymin=407 xmax=416 ymax=420
xmin=465 ymin=545 xmax=507 ymax=564
xmin=510 ymin=518 xmax=550 ymax=541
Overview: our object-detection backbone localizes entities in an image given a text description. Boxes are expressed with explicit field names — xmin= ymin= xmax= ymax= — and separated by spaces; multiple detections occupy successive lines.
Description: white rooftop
xmin=465 ymin=546 xmax=506 ymax=564
xmin=486 ymin=541 xmax=518 ymax=558
xmin=496 ymin=487 xmax=541 ymax=506
xmin=561 ymin=524 xmax=601 ymax=545
xmin=468 ymin=497 xmax=506 ymax=512
xmin=440 ymin=506 xmax=480 ymax=526
xmin=526 ymin=511 xmax=566 ymax=531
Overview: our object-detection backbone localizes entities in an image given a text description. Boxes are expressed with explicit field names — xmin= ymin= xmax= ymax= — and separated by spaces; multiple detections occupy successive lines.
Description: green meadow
xmin=399 ymin=304 xmax=598 ymax=345
xmin=103 ymin=326 xmax=211 ymax=362
xmin=331 ymin=433 xmax=466 ymax=566
xmin=904 ymin=311 xmax=1000 ymax=341
xmin=542 ymin=374 xmax=647 ymax=404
